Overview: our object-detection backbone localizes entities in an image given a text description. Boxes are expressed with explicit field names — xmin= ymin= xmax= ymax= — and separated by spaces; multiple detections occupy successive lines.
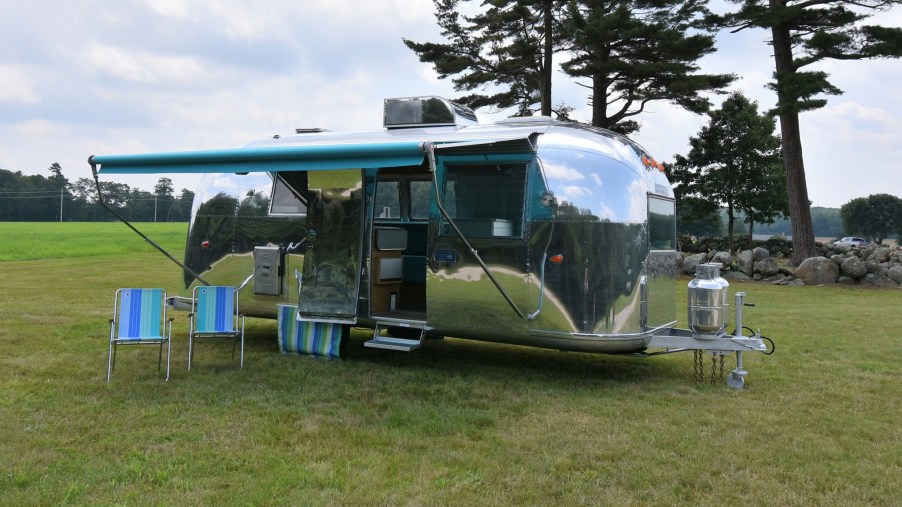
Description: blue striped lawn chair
xmin=188 ymin=286 xmax=245 ymax=370
xmin=107 ymin=288 xmax=172 ymax=382
xmin=277 ymin=304 xmax=343 ymax=359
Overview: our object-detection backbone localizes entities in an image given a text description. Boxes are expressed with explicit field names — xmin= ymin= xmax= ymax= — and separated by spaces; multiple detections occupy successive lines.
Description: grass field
xmin=0 ymin=222 xmax=899 ymax=505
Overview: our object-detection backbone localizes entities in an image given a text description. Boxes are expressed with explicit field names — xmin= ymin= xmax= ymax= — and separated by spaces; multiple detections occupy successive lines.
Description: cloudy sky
xmin=1 ymin=0 xmax=899 ymax=208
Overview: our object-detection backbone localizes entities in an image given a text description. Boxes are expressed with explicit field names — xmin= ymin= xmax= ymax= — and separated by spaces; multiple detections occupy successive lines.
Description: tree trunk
xmin=541 ymin=0 xmax=553 ymax=117
xmin=770 ymin=9 xmax=818 ymax=265
xmin=727 ymin=202 xmax=735 ymax=252
xmin=748 ymin=219 xmax=755 ymax=245
xmin=591 ymin=72 xmax=609 ymax=128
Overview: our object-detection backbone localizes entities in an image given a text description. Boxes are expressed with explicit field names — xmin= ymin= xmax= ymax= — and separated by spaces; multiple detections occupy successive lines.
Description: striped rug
xmin=277 ymin=305 xmax=342 ymax=359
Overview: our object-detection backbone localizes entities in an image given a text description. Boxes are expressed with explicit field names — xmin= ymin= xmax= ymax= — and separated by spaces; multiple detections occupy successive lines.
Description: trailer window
xmin=375 ymin=180 xmax=401 ymax=219
xmin=270 ymin=172 xmax=308 ymax=215
xmin=648 ymin=196 xmax=676 ymax=250
xmin=409 ymin=180 xmax=431 ymax=220
xmin=442 ymin=163 xmax=526 ymax=238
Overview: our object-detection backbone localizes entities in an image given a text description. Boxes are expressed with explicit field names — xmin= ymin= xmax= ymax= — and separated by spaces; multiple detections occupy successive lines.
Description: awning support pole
xmin=89 ymin=156 xmax=210 ymax=286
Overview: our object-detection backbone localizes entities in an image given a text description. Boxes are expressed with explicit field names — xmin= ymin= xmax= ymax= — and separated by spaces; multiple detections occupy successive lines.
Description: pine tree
xmin=406 ymin=1 xmax=733 ymax=131
xmin=403 ymin=0 xmax=562 ymax=116
xmin=722 ymin=0 xmax=902 ymax=264
xmin=559 ymin=0 xmax=734 ymax=133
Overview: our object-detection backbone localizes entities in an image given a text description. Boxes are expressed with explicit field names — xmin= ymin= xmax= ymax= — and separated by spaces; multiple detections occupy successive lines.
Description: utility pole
xmin=59 ymin=187 xmax=63 ymax=222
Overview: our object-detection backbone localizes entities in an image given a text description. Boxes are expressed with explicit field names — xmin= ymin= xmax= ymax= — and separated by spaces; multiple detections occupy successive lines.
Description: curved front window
xmin=538 ymin=148 xmax=647 ymax=224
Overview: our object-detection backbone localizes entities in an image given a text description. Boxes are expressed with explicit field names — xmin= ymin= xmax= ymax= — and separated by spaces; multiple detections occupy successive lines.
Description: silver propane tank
xmin=688 ymin=262 xmax=729 ymax=335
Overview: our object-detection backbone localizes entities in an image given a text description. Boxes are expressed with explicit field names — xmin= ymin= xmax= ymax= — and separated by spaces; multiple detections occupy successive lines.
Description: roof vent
xmin=384 ymin=96 xmax=478 ymax=129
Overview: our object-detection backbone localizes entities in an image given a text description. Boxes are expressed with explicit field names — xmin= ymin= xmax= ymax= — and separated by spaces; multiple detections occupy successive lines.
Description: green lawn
xmin=0 ymin=223 xmax=899 ymax=505
xmin=0 ymin=222 xmax=187 ymax=261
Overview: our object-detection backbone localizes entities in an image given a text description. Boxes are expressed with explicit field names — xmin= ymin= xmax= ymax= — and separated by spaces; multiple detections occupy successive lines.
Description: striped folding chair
xmin=188 ymin=286 xmax=245 ymax=370
xmin=107 ymin=288 xmax=173 ymax=382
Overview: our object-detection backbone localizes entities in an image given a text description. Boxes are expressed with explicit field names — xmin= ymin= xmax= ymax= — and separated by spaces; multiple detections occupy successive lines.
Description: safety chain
xmin=694 ymin=351 xmax=726 ymax=385
xmin=709 ymin=352 xmax=725 ymax=385
xmin=693 ymin=350 xmax=704 ymax=382
xmin=710 ymin=352 xmax=717 ymax=385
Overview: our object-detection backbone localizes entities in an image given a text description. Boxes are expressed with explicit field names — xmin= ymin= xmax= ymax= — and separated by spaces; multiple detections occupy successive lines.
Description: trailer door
xmin=426 ymin=136 xmax=539 ymax=334
xmin=296 ymin=169 xmax=365 ymax=323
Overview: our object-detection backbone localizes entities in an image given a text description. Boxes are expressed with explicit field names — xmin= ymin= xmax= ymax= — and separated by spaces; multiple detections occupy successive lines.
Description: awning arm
xmin=89 ymin=156 xmax=210 ymax=286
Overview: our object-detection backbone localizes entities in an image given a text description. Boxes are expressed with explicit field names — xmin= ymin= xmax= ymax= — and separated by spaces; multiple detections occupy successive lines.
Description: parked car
xmin=833 ymin=236 xmax=870 ymax=248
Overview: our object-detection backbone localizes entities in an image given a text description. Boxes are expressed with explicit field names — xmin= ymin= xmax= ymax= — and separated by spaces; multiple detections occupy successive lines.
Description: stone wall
xmin=678 ymin=238 xmax=902 ymax=287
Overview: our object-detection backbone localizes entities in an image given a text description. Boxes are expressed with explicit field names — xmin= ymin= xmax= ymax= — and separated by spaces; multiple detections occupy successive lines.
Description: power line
xmin=0 ymin=188 xmax=68 ymax=195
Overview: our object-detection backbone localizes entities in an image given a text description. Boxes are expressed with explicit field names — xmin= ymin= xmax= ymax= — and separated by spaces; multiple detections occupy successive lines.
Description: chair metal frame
xmin=107 ymin=288 xmax=173 ymax=382
xmin=188 ymin=286 xmax=245 ymax=370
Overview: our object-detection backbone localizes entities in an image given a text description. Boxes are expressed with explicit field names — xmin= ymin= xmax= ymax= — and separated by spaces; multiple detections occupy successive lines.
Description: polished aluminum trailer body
xmin=92 ymin=97 xmax=682 ymax=354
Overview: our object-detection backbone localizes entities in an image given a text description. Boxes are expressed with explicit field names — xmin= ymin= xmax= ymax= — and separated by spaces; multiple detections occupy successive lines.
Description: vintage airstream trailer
xmin=91 ymin=96 xmax=770 ymax=387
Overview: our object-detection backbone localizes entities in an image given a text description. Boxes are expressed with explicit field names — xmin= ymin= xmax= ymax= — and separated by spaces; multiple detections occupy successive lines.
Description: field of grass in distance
xmin=0 ymin=223 xmax=899 ymax=505
xmin=0 ymin=222 xmax=187 ymax=261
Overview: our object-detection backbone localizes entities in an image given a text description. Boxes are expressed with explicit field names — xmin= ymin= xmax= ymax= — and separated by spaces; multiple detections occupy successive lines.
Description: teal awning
xmin=92 ymin=141 xmax=427 ymax=174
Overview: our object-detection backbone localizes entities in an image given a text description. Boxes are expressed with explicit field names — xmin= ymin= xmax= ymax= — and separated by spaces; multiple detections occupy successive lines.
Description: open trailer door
xmin=425 ymin=136 xmax=539 ymax=336
xmin=294 ymin=169 xmax=365 ymax=323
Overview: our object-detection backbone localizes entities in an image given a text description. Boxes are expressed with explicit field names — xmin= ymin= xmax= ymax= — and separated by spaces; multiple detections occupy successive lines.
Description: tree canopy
xmin=405 ymin=0 xmax=734 ymax=132
xmin=0 ymin=166 xmax=193 ymax=222
xmin=559 ymin=0 xmax=734 ymax=133
xmin=840 ymin=193 xmax=902 ymax=244
xmin=403 ymin=0 xmax=562 ymax=116
xmin=668 ymin=93 xmax=786 ymax=251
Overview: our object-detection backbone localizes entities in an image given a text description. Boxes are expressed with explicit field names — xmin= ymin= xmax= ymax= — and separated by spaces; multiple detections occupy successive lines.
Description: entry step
xmin=364 ymin=336 xmax=423 ymax=352
xmin=372 ymin=317 xmax=429 ymax=329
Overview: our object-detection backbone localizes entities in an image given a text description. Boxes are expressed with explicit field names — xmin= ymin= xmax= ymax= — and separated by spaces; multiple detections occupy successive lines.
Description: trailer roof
xmin=90 ymin=119 xmax=660 ymax=178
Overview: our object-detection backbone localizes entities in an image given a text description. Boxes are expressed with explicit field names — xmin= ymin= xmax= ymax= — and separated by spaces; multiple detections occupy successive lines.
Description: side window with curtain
xmin=441 ymin=163 xmax=526 ymax=238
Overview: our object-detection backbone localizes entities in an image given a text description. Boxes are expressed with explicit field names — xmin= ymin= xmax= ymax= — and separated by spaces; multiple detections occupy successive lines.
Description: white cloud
xmin=822 ymin=101 xmax=897 ymax=131
xmin=88 ymin=45 xmax=153 ymax=82
xmin=13 ymin=120 xmax=71 ymax=136
xmin=561 ymin=185 xmax=588 ymax=200
xmin=138 ymin=0 xmax=190 ymax=19
xmin=801 ymin=98 xmax=902 ymax=206
xmin=0 ymin=66 xmax=40 ymax=104
xmin=86 ymin=45 xmax=210 ymax=84
xmin=543 ymin=161 xmax=586 ymax=182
